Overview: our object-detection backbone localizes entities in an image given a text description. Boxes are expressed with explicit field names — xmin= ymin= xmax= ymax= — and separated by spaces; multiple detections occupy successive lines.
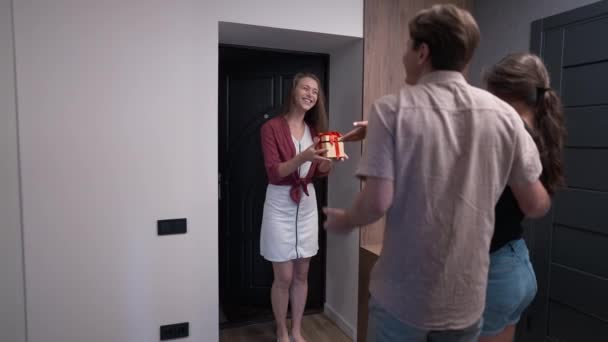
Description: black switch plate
xmin=157 ymin=218 xmax=187 ymax=236
xmin=160 ymin=322 xmax=189 ymax=340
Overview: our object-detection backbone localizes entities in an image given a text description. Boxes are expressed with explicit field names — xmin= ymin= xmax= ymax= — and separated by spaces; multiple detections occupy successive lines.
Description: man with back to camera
xmin=325 ymin=4 xmax=550 ymax=342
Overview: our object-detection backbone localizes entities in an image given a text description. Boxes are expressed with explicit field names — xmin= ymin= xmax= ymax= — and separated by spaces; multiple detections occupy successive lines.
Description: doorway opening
xmin=218 ymin=45 xmax=329 ymax=327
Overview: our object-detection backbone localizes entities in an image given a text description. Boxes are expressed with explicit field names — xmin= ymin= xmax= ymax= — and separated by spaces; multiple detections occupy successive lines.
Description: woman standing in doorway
xmin=480 ymin=53 xmax=566 ymax=342
xmin=260 ymin=73 xmax=332 ymax=342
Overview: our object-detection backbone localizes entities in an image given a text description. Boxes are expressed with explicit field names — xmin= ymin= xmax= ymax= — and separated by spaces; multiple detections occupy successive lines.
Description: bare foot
xmin=276 ymin=332 xmax=290 ymax=342
xmin=292 ymin=333 xmax=307 ymax=342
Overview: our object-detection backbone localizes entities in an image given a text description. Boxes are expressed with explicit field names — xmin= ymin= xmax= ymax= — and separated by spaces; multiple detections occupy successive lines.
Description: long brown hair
xmin=484 ymin=53 xmax=567 ymax=194
xmin=282 ymin=72 xmax=328 ymax=133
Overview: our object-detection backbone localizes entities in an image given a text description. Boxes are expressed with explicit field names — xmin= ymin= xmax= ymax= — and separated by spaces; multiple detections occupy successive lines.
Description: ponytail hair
xmin=484 ymin=53 xmax=567 ymax=194
xmin=534 ymin=87 xmax=566 ymax=194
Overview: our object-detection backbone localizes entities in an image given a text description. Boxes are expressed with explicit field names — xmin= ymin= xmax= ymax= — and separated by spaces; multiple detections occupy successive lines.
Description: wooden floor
xmin=220 ymin=314 xmax=352 ymax=342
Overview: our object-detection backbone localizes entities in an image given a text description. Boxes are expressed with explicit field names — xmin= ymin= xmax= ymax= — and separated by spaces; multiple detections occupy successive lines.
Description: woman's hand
xmin=318 ymin=159 xmax=333 ymax=173
xmin=277 ymin=138 xmax=329 ymax=178
xmin=340 ymin=121 xmax=368 ymax=142
xmin=299 ymin=137 xmax=330 ymax=162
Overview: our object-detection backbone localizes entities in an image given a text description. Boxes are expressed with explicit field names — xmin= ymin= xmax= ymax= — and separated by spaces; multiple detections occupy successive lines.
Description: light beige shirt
xmin=357 ymin=71 xmax=542 ymax=330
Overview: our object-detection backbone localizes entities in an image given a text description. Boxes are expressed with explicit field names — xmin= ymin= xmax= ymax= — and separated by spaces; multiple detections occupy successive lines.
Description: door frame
xmin=218 ymin=44 xmax=331 ymax=327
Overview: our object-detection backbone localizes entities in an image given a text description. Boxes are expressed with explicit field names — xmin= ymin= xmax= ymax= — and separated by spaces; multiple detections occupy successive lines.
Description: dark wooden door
xmin=520 ymin=2 xmax=608 ymax=341
xmin=218 ymin=46 xmax=329 ymax=325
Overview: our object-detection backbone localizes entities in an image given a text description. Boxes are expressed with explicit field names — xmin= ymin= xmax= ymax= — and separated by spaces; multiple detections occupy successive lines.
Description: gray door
xmin=521 ymin=2 xmax=608 ymax=341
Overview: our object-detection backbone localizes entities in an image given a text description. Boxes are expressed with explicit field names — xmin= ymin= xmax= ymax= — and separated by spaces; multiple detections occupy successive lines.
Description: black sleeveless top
xmin=490 ymin=187 xmax=525 ymax=252
xmin=490 ymin=123 xmax=537 ymax=253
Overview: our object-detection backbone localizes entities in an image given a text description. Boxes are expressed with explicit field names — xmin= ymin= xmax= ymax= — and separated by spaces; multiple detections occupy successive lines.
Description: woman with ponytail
xmin=480 ymin=53 xmax=567 ymax=342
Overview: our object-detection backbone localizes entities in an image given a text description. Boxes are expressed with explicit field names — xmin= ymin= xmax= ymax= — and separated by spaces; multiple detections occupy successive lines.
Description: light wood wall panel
xmin=360 ymin=0 xmax=474 ymax=250
xmin=358 ymin=1 xmax=474 ymax=340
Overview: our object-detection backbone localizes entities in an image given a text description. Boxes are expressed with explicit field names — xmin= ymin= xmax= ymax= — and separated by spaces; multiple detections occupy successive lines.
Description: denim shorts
xmin=481 ymin=238 xmax=537 ymax=336
xmin=367 ymin=297 xmax=482 ymax=342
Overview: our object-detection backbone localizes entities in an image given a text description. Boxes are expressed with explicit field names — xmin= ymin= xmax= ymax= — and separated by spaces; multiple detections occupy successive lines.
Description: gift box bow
xmin=317 ymin=131 xmax=343 ymax=156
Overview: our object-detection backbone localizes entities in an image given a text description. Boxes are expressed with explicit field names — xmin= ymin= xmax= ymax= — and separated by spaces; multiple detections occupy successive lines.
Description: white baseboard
xmin=324 ymin=303 xmax=357 ymax=341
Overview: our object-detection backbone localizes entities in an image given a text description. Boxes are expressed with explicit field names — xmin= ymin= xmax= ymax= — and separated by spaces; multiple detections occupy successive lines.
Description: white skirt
xmin=260 ymin=183 xmax=319 ymax=262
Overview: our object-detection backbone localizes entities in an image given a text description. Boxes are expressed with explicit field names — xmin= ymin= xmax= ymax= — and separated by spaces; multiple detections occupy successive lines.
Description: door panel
xmin=227 ymin=76 xmax=275 ymax=142
xmin=552 ymin=225 xmax=608 ymax=278
xmin=541 ymin=28 xmax=564 ymax=91
xmin=281 ymin=75 xmax=295 ymax=107
xmin=524 ymin=3 xmax=608 ymax=341
xmin=564 ymin=17 xmax=608 ymax=66
xmin=562 ymin=62 xmax=608 ymax=106
xmin=549 ymin=264 xmax=608 ymax=320
xmin=565 ymin=106 xmax=608 ymax=147
xmin=548 ymin=302 xmax=608 ymax=342
xmin=219 ymin=46 xmax=329 ymax=325
xmin=563 ymin=149 xmax=608 ymax=191
xmin=553 ymin=189 xmax=608 ymax=234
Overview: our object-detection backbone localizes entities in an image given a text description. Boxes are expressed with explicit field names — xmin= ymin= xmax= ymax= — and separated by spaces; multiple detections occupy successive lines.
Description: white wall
xmin=217 ymin=0 xmax=362 ymax=37
xmin=11 ymin=1 xmax=362 ymax=341
xmin=0 ymin=0 xmax=26 ymax=341
xmin=470 ymin=0 xmax=599 ymax=86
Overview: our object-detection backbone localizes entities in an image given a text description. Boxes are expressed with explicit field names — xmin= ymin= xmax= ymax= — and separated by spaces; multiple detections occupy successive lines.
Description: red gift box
xmin=317 ymin=131 xmax=346 ymax=160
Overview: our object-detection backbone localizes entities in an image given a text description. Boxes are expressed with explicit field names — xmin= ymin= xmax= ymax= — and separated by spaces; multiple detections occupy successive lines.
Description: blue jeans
xmin=367 ymin=297 xmax=482 ymax=342
xmin=481 ymin=239 xmax=537 ymax=336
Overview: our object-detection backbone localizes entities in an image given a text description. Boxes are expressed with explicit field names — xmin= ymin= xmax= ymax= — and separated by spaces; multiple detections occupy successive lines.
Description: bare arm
xmin=276 ymin=153 xmax=306 ymax=178
xmin=277 ymin=146 xmax=330 ymax=178
xmin=510 ymin=180 xmax=551 ymax=218
xmin=324 ymin=177 xmax=393 ymax=233
xmin=262 ymin=124 xmax=329 ymax=182
xmin=508 ymin=115 xmax=550 ymax=218
xmin=340 ymin=121 xmax=368 ymax=142
xmin=325 ymin=99 xmax=395 ymax=233
xmin=348 ymin=177 xmax=393 ymax=225
xmin=317 ymin=159 xmax=332 ymax=175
